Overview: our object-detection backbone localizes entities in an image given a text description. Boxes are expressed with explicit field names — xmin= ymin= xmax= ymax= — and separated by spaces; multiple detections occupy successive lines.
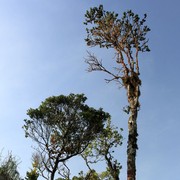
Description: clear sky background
xmin=0 ymin=0 xmax=179 ymax=179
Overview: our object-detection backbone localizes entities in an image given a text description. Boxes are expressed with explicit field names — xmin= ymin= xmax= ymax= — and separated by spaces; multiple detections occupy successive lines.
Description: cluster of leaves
xmin=24 ymin=94 xmax=109 ymax=147
xmin=59 ymin=119 xmax=123 ymax=180
xmin=55 ymin=117 xmax=124 ymax=180
xmin=70 ymin=169 xmax=114 ymax=180
xmin=84 ymin=5 xmax=150 ymax=80
xmin=23 ymin=93 xmax=110 ymax=179
xmin=0 ymin=153 xmax=21 ymax=180
xmin=85 ymin=5 xmax=150 ymax=52
xmin=25 ymin=168 xmax=39 ymax=180
xmin=81 ymin=118 xmax=123 ymax=180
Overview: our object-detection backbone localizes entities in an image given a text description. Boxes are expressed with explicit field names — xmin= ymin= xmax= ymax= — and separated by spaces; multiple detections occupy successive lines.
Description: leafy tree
xmin=0 ymin=152 xmax=21 ymax=180
xmin=84 ymin=5 xmax=150 ymax=180
xmin=81 ymin=118 xmax=123 ymax=180
xmin=23 ymin=93 xmax=110 ymax=180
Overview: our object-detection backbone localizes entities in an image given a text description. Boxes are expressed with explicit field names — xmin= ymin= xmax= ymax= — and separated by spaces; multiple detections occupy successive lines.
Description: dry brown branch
xmin=85 ymin=51 xmax=123 ymax=84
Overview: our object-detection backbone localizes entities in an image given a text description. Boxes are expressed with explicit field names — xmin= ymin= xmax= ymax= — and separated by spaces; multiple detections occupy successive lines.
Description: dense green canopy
xmin=23 ymin=93 xmax=110 ymax=180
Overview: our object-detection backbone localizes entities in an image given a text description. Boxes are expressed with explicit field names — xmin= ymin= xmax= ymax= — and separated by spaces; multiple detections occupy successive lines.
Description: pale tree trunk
xmin=126 ymin=75 xmax=140 ymax=180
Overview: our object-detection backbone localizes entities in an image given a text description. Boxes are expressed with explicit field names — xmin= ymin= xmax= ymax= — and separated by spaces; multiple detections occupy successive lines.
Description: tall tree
xmin=84 ymin=5 xmax=150 ymax=180
xmin=23 ymin=93 xmax=110 ymax=180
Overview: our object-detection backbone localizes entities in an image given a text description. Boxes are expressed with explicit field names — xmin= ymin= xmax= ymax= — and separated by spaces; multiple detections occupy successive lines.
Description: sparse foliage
xmin=0 ymin=152 xmax=21 ymax=180
xmin=84 ymin=5 xmax=150 ymax=180
xmin=81 ymin=118 xmax=123 ymax=180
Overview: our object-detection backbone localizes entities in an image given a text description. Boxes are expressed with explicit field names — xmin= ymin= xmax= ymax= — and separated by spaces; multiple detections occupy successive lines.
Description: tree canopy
xmin=84 ymin=5 xmax=150 ymax=81
xmin=23 ymin=93 xmax=110 ymax=180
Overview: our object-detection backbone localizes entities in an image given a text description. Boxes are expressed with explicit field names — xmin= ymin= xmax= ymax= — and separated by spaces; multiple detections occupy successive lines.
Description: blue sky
xmin=0 ymin=0 xmax=179 ymax=179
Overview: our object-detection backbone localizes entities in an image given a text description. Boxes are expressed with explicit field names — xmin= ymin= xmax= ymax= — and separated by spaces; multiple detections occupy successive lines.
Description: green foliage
xmin=84 ymin=5 xmax=151 ymax=180
xmin=85 ymin=170 xmax=100 ymax=180
xmin=72 ymin=169 xmax=115 ymax=180
xmin=84 ymin=5 xmax=150 ymax=82
xmin=83 ymin=118 xmax=123 ymax=159
xmin=84 ymin=5 xmax=150 ymax=52
xmin=0 ymin=153 xmax=21 ymax=180
xmin=81 ymin=118 xmax=123 ymax=179
xmin=25 ymin=168 xmax=39 ymax=180
xmin=23 ymin=93 xmax=110 ymax=179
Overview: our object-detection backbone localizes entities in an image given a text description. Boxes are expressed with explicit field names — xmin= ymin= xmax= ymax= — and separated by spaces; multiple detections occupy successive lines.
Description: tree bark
xmin=127 ymin=106 xmax=138 ymax=180
xmin=126 ymin=75 xmax=140 ymax=180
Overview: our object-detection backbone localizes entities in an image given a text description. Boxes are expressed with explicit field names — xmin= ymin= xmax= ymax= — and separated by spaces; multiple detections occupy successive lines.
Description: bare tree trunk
xmin=126 ymin=75 xmax=140 ymax=180
xmin=127 ymin=106 xmax=138 ymax=180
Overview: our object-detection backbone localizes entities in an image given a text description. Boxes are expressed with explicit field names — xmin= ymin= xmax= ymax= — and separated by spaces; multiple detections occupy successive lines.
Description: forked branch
xmin=85 ymin=51 xmax=122 ymax=84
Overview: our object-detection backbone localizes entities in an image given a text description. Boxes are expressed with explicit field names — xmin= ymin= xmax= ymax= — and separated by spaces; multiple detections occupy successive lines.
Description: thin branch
xmin=81 ymin=154 xmax=92 ymax=171
xmin=85 ymin=51 xmax=122 ymax=81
